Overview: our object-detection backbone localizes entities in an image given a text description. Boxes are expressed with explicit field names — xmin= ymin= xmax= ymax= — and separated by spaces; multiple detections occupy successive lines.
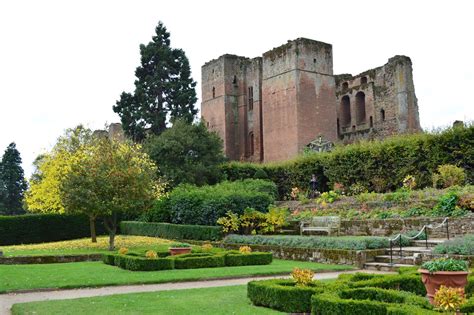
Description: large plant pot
xmin=169 ymin=248 xmax=192 ymax=256
xmin=418 ymin=269 xmax=469 ymax=304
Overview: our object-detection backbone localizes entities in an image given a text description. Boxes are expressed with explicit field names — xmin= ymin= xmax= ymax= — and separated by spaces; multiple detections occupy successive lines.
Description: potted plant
xmin=418 ymin=258 xmax=470 ymax=304
xmin=169 ymin=243 xmax=192 ymax=255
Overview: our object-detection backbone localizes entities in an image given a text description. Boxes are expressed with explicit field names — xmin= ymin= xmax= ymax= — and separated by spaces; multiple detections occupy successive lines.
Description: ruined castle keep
xmin=201 ymin=38 xmax=421 ymax=162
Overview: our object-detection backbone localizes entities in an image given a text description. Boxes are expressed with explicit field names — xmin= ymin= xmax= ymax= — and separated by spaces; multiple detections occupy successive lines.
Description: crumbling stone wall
xmin=201 ymin=38 xmax=421 ymax=163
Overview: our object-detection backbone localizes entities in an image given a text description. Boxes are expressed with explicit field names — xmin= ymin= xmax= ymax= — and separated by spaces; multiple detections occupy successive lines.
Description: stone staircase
xmin=364 ymin=239 xmax=447 ymax=271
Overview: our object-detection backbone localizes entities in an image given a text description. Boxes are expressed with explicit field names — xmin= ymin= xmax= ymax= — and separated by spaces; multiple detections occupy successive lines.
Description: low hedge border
xmin=103 ymin=250 xmax=272 ymax=271
xmin=247 ymin=279 xmax=328 ymax=313
xmin=0 ymin=254 xmax=102 ymax=265
xmin=120 ymin=221 xmax=222 ymax=241
xmin=311 ymin=289 xmax=437 ymax=315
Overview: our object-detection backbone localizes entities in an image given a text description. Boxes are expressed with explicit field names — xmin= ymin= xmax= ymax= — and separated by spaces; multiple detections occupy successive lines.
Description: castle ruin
xmin=201 ymin=38 xmax=421 ymax=162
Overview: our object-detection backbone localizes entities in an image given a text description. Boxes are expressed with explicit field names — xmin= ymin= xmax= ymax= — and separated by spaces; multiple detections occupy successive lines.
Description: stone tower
xmin=201 ymin=38 xmax=421 ymax=163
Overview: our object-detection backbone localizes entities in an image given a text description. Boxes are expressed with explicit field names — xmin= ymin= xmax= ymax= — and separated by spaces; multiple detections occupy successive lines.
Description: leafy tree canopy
xmin=0 ymin=143 xmax=28 ymax=215
xmin=61 ymin=137 xmax=163 ymax=250
xmin=144 ymin=119 xmax=226 ymax=187
xmin=113 ymin=21 xmax=197 ymax=141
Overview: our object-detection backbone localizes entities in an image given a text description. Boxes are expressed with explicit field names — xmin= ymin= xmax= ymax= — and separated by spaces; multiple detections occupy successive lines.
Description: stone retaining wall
xmin=339 ymin=216 xmax=474 ymax=238
xmin=222 ymin=243 xmax=384 ymax=268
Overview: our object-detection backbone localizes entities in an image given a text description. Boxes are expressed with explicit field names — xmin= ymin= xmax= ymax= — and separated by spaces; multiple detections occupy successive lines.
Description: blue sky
xmin=0 ymin=0 xmax=473 ymax=176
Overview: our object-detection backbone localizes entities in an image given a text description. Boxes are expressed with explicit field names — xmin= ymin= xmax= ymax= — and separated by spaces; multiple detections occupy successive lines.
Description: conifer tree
xmin=113 ymin=21 xmax=197 ymax=141
xmin=0 ymin=143 xmax=27 ymax=215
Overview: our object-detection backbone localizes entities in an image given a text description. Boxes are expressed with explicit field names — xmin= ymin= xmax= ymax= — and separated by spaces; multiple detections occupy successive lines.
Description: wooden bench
xmin=300 ymin=216 xmax=341 ymax=236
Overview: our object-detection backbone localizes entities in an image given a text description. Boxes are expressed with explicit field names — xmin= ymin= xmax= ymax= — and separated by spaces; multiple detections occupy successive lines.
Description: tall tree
xmin=144 ymin=119 xmax=226 ymax=187
xmin=0 ymin=143 xmax=28 ymax=215
xmin=61 ymin=138 xmax=161 ymax=250
xmin=113 ymin=21 xmax=198 ymax=141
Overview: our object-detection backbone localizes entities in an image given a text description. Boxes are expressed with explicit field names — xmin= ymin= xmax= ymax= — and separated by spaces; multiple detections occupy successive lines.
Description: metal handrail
xmin=388 ymin=217 xmax=449 ymax=266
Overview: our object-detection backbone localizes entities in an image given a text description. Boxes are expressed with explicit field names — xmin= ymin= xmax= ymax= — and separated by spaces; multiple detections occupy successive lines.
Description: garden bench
xmin=300 ymin=216 xmax=340 ymax=236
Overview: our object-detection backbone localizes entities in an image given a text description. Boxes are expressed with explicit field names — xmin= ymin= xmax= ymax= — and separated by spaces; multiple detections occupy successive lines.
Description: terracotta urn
xmin=169 ymin=247 xmax=192 ymax=256
xmin=418 ymin=269 xmax=469 ymax=304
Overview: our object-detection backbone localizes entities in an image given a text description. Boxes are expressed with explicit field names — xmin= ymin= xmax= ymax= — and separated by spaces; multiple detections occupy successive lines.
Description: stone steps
xmin=364 ymin=262 xmax=415 ymax=272
xmin=374 ymin=255 xmax=416 ymax=265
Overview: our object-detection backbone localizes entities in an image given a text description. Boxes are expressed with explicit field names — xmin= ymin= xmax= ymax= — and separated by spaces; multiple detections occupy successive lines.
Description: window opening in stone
xmin=313 ymin=58 xmax=317 ymax=63
xmin=370 ymin=116 xmax=373 ymax=128
xmin=232 ymin=75 xmax=237 ymax=85
xmin=248 ymin=86 xmax=254 ymax=111
xmin=249 ymin=132 xmax=254 ymax=156
xmin=340 ymin=95 xmax=351 ymax=127
xmin=355 ymin=91 xmax=366 ymax=124
xmin=381 ymin=109 xmax=386 ymax=121
xmin=212 ymin=87 xmax=215 ymax=98
xmin=360 ymin=76 xmax=368 ymax=85
xmin=342 ymin=82 xmax=349 ymax=91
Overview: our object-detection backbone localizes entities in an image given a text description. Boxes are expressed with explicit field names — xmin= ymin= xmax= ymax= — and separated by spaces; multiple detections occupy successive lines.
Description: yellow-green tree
xmin=60 ymin=137 xmax=161 ymax=250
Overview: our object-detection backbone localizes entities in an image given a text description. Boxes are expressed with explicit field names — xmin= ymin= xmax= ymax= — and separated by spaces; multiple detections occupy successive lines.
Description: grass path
xmin=0 ymin=259 xmax=353 ymax=293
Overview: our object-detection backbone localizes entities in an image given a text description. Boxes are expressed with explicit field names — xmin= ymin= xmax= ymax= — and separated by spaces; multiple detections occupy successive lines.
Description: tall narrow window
xmin=370 ymin=116 xmax=373 ymax=128
xmin=360 ymin=76 xmax=368 ymax=85
xmin=232 ymin=75 xmax=237 ymax=85
xmin=380 ymin=109 xmax=386 ymax=121
xmin=212 ymin=87 xmax=215 ymax=98
xmin=248 ymin=86 xmax=254 ymax=111
xmin=249 ymin=132 xmax=254 ymax=156
xmin=355 ymin=92 xmax=366 ymax=124
xmin=340 ymin=95 xmax=351 ymax=126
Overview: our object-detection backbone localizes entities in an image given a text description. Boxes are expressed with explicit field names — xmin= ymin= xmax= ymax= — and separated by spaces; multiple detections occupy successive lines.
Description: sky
xmin=0 ymin=0 xmax=473 ymax=176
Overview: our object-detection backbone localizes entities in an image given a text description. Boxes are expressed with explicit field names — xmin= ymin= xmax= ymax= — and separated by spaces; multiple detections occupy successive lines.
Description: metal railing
xmin=388 ymin=217 xmax=449 ymax=266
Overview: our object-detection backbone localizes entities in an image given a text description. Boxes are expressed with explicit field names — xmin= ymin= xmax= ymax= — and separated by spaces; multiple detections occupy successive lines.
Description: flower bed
xmin=103 ymin=250 xmax=272 ymax=271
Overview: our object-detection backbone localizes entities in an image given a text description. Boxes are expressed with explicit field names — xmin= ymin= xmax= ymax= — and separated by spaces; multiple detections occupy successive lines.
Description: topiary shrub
xmin=247 ymin=279 xmax=328 ymax=313
xmin=224 ymin=251 xmax=272 ymax=266
xmin=173 ymin=253 xmax=225 ymax=269
xmin=341 ymin=273 xmax=427 ymax=296
xmin=111 ymin=254 xmax=175 ymax=271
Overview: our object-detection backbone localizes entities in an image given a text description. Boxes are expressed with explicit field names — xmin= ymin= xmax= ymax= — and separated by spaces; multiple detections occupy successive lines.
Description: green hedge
xmin=0 ymin=214 xmax=106 ymax=246
xmin=247 ymin=279 xmax=327 ymax=313
xmin=224 ymin=234 xmax=390 ymax=250
xmin=142 ymin=179 xmax=277 ymax=225
xmin=104 ymin=254 xmax=174 ymax=271
xmin=173 ymin=253 xmax=225 ymax=269
xmin=221 ymin=125 xmax=474 ymax=198
xmin=345 ymin=273 xmax=426 ymax=296
xmin=224 ymin=251 xmax=273 ymax=266
xmin=120 ymin=221 xmax=222 ymax=241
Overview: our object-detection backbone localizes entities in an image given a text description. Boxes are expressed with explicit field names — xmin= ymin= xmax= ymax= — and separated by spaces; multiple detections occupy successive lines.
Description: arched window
xmin=380 ymin=109 xmax=386 ymax=121
xmin=340 ymin=95 xmax=351 ymax=126
xmin=360 ymin=76 xmax=368 ymax=85
xmin=355 ymin=92 xmax=366 ymax=124
xmin=248 ymin=86 xmax=254 ymax=111
xmin=342 ymin=82 xmax=349 ymax=91
xmin=248 ymin=132 xmax=254 ymax=156
xmin=212 ymin=87 xmax=215 ymax=98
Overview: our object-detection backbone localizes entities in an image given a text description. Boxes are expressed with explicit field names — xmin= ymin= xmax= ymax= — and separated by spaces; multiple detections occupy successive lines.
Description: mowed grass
xmin=0 ymin=259 xmax=353 ymax=293
xmin=2 ymin=235 xmax=174 ymax=257
xmin=11 ymin=285 xmax=282 ymax=315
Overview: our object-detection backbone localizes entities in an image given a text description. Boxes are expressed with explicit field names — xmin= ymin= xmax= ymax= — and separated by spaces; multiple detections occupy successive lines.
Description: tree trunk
xmin=89 ymin=216 xmax=97 ymax=243
xmin=103 ymin=212 xmax=117 ymax=251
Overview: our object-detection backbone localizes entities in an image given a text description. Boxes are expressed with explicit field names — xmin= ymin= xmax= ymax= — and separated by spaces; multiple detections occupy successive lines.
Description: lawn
xmin=1 ymin=235 xmax=174 ymax=257
xmin=0 ymin=259 xmax=353 ymax=293
xmin=11 ymin=285 xmax=282 ymax=315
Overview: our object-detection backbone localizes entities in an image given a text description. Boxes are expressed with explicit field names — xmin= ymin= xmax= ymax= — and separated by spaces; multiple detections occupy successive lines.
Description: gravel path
xmin=0 ymin=269 xmax=393 ymax=315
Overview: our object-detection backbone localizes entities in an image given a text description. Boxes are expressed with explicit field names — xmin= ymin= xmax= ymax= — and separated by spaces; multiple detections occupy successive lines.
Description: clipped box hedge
xmin=173 ymin=253 xmax=225 ymax=269
xmin=221 ymin=125 xmax=474 ymax=198
xmin=120 ymin=221 xmax=223 ymax=241
xmin=0 ymin=214 xmax=106 ymax=246
xmin=103 ymin=253 xmax=174 ymax=271
xmin=224 ymin=251 xmax=273 ymax=266
xmin=311 ymin=288 xmax=436 ymax=315
xmin=247 ymin=279 xmax=327 ymax=313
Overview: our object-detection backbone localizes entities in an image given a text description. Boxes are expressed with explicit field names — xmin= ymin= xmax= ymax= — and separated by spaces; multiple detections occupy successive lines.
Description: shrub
xmin=291 ymin=268 xmax=315 ymax=287
xmin=460 ymin=297 xmax=474 ymax=313
xmin=0 ymin=214 xmax=106 ymax=246
xmin=433 ymin=164 xmax=467 ymax=188
xmin=173 ymin=253 xmax=225 ymax=269
xmin=247 ymin=279 xmax=327 ymax=313
xmin=145 ymin=250 xmax=157 ymax=259
xmin=118 ymin=247 xmax=128 ymax=255
xmin=120 ymin=221 xmax=223 ymax=241
xmin=239 ymin=245 xmax=252 ymax=254
xmin=201 ymin=243 xmax=213 ymax=251
xmin=224 ymin=251 xmax=272 ymax=266
xmin=146 ymin=180 xmax=277 ymax=225
xmin=102 ymin=253 xmax=116 ymax=265
xmin=433 ymin=234 xmax=474 ymax=255
xmin=421 ymin=258 xmax=469 ymax=272
xmin=118 ymin=255 xmax=175 ymax=271
xmin=345 ymin=273 xmax=427 ymax=296
xmin=253 ymin=169 xmax=268 ymax=180
xmin=433 ymin=285 xmax=466 ymax=312
xmin=221 ymin=125 xmax=474 ymax=198
xmin=224 ymin=234 xmax=390 ymax=250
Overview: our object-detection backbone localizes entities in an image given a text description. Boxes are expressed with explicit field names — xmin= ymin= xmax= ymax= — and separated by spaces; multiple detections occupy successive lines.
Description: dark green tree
xmin=0 ymin=143 xmax=28 ymax=215
xmin=113 ymin=21 xmax=198 ymax=141
xmin=144 ymin=119 xmax=226 ymax=187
